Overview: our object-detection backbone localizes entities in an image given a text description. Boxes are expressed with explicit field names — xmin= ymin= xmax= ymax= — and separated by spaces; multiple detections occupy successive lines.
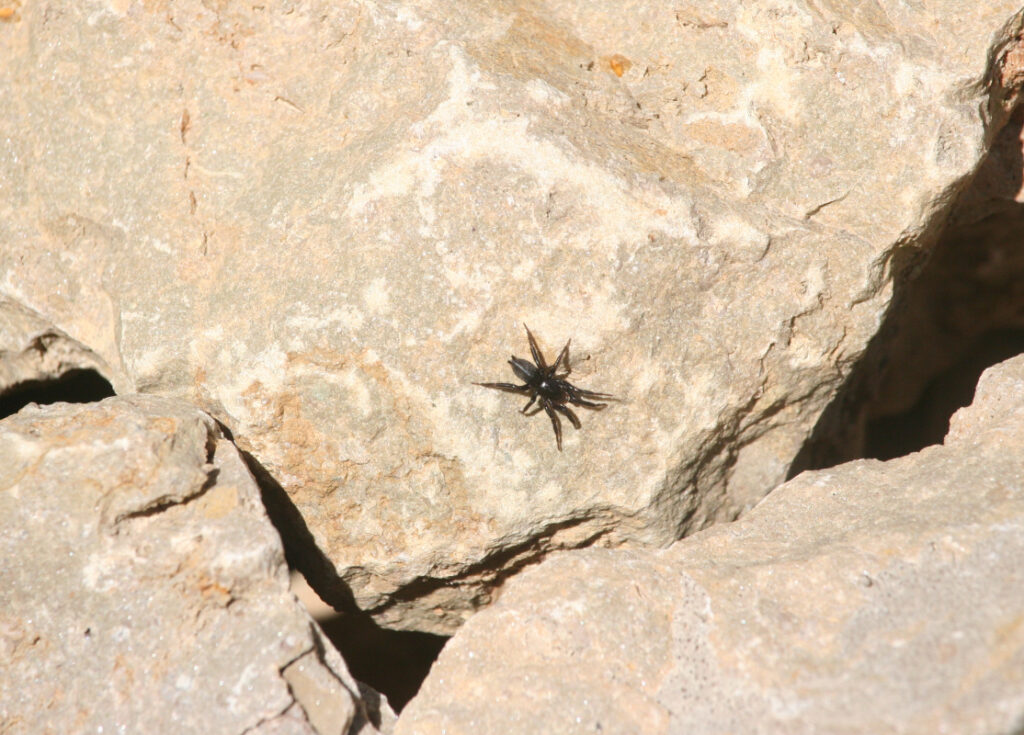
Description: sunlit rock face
xmin=396 ymin=355 xmax=1024 ymax=735
xmin=1 ymin=0 xmax=1020 ymax=633
xmin=0 ymin=395 xmax=391 ymax=734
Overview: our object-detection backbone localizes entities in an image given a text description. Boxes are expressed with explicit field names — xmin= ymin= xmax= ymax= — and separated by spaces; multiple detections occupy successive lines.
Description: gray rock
xmin=396 ymin=355 xmax=1024 ymax=734
xmin=0 ymin=395 xmax=390 ymax=735
xmin=1 ymin=0 xmax=1021 ymax=632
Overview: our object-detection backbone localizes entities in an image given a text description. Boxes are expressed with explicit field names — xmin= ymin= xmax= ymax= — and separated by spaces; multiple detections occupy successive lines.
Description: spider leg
xmin=475 ymin=382 xmax=530 ymax=395
xmin=521 ymin=394 xmax=539 ymax=414
xmin=569 ymin=387 xmax=617 ymax=406
xmin=524 ymin=325 xmax=548 ymax=371
xmin=543 ymin=402 xmax=564 ymax=451
xmin=551 ymin=339 xmax=571 ymax=376
xmin=574 ymin=388 xmax=616 ymax=399
xmin=552 ymin=403 xmax=581 ymax=429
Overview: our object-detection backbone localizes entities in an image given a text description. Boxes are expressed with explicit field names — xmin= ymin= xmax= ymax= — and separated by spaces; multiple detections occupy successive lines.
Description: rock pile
xmin=2 ymin=1 xmax=1024 ymax=733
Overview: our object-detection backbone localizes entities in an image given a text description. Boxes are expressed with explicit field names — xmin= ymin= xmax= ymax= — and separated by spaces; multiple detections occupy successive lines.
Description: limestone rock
xmin=1 ymin=1 xmax=1021 ymax=632
xmin=397 ymin=356 xmax=1024 ymax=734
xmin=0 ymin=396 xmax=391 ymax=735
xmin=0 ymin=295 xmax=114 ymax=402
xmin=790 ymin=102 xmax=1024 ymax=469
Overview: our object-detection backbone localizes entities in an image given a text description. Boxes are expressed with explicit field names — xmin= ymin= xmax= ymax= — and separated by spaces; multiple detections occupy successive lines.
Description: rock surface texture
xmin=0 ymin=396 xmax=391 ymax=734
xmin=396 ymin=354 xmax=1024 ymax=734
xmin=3 ymin=1 xmax=1022 ymax=632
xmin=0 ymin=296 xmax=113 ymax=406
xmin=793 ymin=98 xmax=1024 ymax=468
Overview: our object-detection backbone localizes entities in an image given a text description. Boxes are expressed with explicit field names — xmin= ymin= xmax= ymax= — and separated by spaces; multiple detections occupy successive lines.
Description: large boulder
xmin=0 ymin=395 xmax=392 ymax=734
xmin=396 ymin=354 xmax=1024 ymax=734
xmin=1 ymin=1 xmax=1021 ymax=632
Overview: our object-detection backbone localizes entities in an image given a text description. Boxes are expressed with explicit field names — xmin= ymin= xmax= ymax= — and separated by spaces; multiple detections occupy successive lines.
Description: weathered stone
xmin=0 ymin=295 xmax=114 ymax=400
xmin=792 ymin=103 xmax=1024 ymax=469
xmin=1 ymin=1 xmax=1021 ymax=632
xmin=397 ymin=356 xmax=1024 ymax=734
xmin=0 ymin=396 xmax=390 ymax=734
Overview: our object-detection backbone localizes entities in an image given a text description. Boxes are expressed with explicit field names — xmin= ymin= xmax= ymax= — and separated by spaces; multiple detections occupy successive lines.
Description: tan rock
xmin=0 ymin=396 xmax=391 ymax=734
xmin=397 ymin=355 xmax=1024 ymax=734
xmin=1 ymin=1 xmax=1020 ymax=631
xmin=0 ymin=295 xmax=114 ymax=397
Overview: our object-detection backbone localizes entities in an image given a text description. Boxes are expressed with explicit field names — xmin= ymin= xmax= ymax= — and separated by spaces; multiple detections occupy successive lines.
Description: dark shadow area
xmin=227 ymin=434 xmax=360 ymax=612
xmin=790 ymin=104 xmax=1024 ymax=474
xmin=863 ymin=329 xmax=1024 ymax=460
xmin=318 ymin=612 xmax=448 ymax=712
xmin=228 ymin=435 xmax=448 ymax=712
xmin=0 ymin=368 xmax=116 ymax=420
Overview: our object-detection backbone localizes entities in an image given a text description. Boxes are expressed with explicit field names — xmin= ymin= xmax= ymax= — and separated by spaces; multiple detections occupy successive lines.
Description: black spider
xmin=475 ymin=325 xmax=615 ymax=451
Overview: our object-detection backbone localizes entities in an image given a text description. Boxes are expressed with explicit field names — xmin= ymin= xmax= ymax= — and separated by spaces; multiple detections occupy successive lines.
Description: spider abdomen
xmin=509 ymin=357 xmax=539 ymax=384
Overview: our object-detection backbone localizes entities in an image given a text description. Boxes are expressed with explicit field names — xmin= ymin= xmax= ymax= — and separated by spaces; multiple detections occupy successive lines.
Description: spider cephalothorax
xmin=475 ymin=325 xmax=615 ymax=451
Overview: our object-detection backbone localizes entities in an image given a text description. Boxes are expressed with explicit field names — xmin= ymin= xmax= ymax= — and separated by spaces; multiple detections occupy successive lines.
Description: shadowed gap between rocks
xmin=230 ymin=422 xmax=622 ymax=710
xmin=229 ymin=435 xmax=448 ymax=713
xmin=0 ymin=368 xmax=116 ymax=420
xmin=316 ymin=613 xmax=447 ymax=713
xmin=789 ymin=105 xmax=1024 ymax=474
